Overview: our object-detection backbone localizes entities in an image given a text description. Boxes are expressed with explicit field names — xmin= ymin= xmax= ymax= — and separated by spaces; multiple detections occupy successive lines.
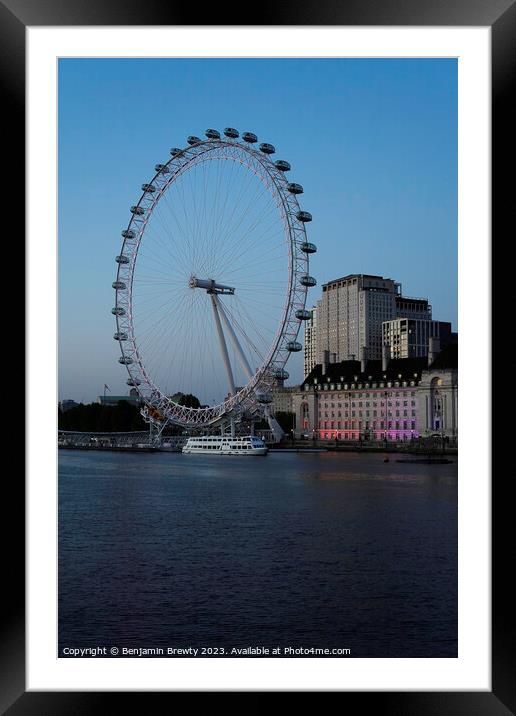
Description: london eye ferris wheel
xmin=112 ymin=128 xmax=317 ymax=434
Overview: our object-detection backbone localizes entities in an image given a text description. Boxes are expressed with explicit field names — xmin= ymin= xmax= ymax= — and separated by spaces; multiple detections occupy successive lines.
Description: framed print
xmin=4 ymin=0 xmax=513 ymax=709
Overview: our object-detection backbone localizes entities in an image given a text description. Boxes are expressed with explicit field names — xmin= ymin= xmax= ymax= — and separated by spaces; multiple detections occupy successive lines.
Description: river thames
xmin=58 ymin=450 xmax=457 ymax=658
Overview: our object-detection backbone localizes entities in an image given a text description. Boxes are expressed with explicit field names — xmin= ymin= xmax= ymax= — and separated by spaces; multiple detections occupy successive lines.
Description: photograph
xmin=57 ymin=56 xmax=459 ymax=660
xmin=0 ymin=0 xmax=508 ymax=701
xmin=6 ymin=5 xmax=506 ymax=703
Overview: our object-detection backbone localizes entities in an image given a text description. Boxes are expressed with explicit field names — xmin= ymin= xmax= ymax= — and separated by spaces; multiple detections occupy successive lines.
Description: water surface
xmin=59 ymin=450 xmax=457 ymax=657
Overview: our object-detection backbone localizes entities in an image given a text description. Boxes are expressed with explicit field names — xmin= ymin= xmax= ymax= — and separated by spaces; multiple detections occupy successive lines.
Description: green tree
xmin=177 ymin=393 xmax=201 ymax=409
xmin=58 ymin=401 xmax=146 ymax=432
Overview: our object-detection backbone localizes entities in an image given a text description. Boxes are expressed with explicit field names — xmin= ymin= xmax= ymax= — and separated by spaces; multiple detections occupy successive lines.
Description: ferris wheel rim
xmin=113 ymin=134 xmax=313 ymax=427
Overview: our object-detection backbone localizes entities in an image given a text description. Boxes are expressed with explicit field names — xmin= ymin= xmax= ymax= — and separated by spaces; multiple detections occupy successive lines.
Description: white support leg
xmin=210 ymin=294 xmax=236 ymax=395
xmin=203 ymin=284 xmax=285 ymax=444
xmin=215 ymin=297 xmax=254 ymax=381
xmin=263 ymin=405 xmax=285 ymax=443
xmin=216 ymin=296 xmax=285 ymax=442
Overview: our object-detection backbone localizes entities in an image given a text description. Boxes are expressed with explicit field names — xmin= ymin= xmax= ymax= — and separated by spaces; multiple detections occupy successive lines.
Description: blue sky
xmin=58 ymin=58 xmax=457 ymax=403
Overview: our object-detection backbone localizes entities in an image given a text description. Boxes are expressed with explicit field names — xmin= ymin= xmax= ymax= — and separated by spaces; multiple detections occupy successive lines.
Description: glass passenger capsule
xmin=274 ymin=368 xmax=289 ymax=380
xmin=205 ymin=128 xmax=220 ymax=139
xmin=121 ymin=229 xmax=135 ymax=239
xmin=286 ymin=341 xmax=302 ymax=352
xmin=113 ymin=332 xmax=128 ymax=341
xmin=187 ymin=135 xmax=202 ymax=145
xmin=300 ymin=275 xmax=317 ymax=287
xmin=274 ymin=160 xmax=291 ymax=172
xmin=154 ymin=164 xmax=170 ymax=174
xmin=296 ymin=210 xmax=312 ymax=223
xmin=287 ymin=183 xmax=303 ymax=194
xmin=170 ymin=147 xmax=182 ymax=156
xmin=242 ymin=132 xmax=258 ymax=143
xmin=127 ymin=378 xmax=141 ymax=386
xmin=141 ymin=183 xmax=156 ymax=193
xmin=118 ymin=356 xmax=134 ymax=365
xmin=111 ymin=307 xmax=126 ymax=316
xmin=259 ymin=143 xmax=275 ymax=154
xmin=130 ymin=205 xmax=145 ymax=215
xmin=295 ymin=309 xmax=312 ymax=320
xmin=256 ymin=392 xmax=273 ymax=404
xmin=115 ymin=255 xmax=130 ymax=264
xmin=300 ymin=242 xmax=317 ymax=254
xmin=112 ymin=281 xmax=126 ymax=290
xmin=224 ymin=127 xmax=239 ymax=138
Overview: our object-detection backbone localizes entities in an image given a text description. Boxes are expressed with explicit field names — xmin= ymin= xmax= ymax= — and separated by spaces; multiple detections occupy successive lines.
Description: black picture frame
xmin=6 ymin=0 xmax=511 ymax=709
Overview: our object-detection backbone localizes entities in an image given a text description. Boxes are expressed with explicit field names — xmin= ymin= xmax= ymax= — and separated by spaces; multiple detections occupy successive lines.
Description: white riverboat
xmin=182 ymin=435 xmax=268 ymax=456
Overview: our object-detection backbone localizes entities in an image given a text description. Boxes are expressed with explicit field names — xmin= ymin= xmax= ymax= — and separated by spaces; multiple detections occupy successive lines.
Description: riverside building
xmin=96 ymin=389 xmax=140 ymax=407
xmin=270 ymin=384 xmax=296 ymax=415
xmin=292 ymin=341 xmax=457 ymax=442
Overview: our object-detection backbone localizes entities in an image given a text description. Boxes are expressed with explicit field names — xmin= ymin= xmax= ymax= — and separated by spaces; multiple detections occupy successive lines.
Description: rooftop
xmin=322 ymin=273 xmax=395 ymax=286
xmin=396 ymin=295 xmax=431 ymax=305
xmin=303 ymin=357 xmax=428 ymax=386
xmin=302 ymin=344 xmax=457 ymax=387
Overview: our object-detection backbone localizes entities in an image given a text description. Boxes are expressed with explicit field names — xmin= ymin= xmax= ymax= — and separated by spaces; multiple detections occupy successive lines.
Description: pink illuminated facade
xmin=292 ymin=345 xmax=457 ymax=442
xmin=298 ymin=376 xmax=420 ymax=442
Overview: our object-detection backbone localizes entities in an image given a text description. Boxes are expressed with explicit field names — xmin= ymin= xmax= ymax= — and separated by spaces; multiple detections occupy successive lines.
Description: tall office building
xmin=317 ymin=274 xmax=403 ymax=362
